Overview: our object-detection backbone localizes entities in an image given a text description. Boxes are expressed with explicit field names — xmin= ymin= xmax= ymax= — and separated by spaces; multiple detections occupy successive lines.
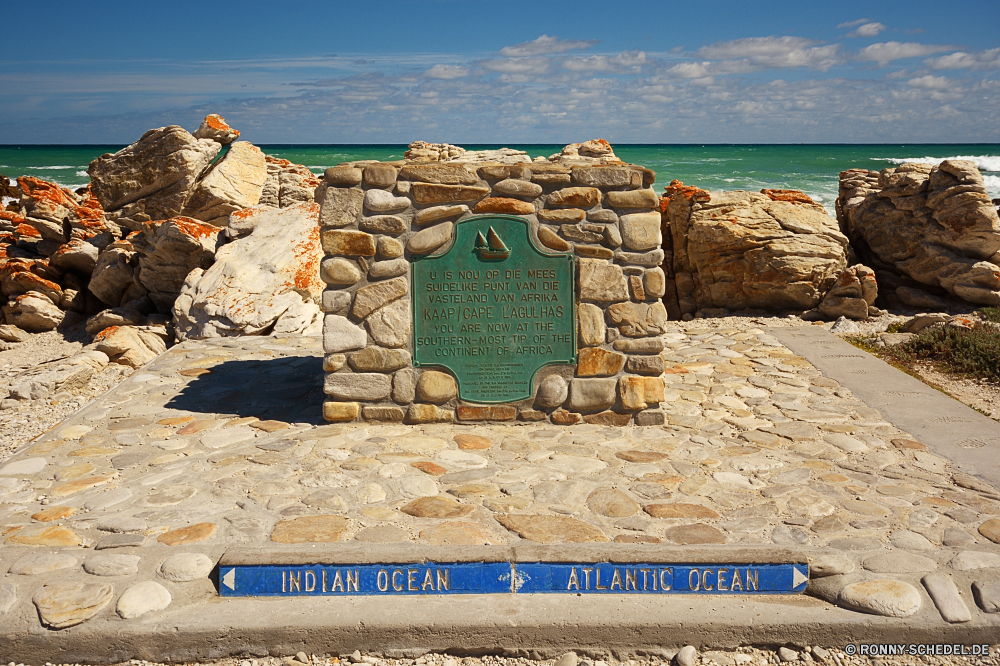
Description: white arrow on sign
xmin=222 ymin=568 xmax=236 ymax=590
xmin=792 ymin=566 xmax=808 ymax=588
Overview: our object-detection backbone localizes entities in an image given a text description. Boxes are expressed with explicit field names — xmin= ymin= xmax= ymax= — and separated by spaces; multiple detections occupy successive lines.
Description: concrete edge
xmin=1 ymin=593 xmax=997 ymax=665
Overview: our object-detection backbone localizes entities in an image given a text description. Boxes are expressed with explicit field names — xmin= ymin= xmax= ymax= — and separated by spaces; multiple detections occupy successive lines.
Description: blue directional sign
xmin=219 ymin=562 xmax=809 ymax=597
xmin=512 ymin=563 xmax=809 ymax=595
xmin=220 ymin=562 xmax=513 ymax=597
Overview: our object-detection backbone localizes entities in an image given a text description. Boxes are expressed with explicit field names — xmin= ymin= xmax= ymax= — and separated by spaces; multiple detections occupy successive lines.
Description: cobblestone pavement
xmin=1 ymin=327 xmax=999 ymax=643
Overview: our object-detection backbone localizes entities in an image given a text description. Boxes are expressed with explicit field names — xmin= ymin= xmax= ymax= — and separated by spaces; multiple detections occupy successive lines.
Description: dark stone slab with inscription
xmin=412 ymin=215 xmax=576 ymax=403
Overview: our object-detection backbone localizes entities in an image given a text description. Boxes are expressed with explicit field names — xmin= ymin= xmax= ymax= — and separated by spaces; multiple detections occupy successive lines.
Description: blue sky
xmin=2 ymin=0 xmax=999 ymax=144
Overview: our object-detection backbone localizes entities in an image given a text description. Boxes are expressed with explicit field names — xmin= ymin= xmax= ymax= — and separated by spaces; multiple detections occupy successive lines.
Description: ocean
xmin=3 ymin=144 xmax=999 ymax=216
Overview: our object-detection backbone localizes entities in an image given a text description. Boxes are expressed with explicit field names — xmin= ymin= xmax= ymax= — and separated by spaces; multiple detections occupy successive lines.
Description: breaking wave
xmin=875 ymin=155 xmax=1000 ymax=173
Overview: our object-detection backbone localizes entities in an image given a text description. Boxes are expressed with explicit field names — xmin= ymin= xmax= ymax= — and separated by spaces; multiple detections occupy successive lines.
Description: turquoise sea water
xmin=3 ymin=144 xmax=999 ymax=215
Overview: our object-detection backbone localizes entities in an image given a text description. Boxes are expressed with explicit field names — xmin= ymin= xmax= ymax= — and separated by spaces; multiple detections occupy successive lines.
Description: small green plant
xmin=978 ymin=306 xmax=1000 ymax=323
xmin=887 ymin=323 xmax=1000 ymax=383
xmin=885 ymin=321 xmax=905 ymax=333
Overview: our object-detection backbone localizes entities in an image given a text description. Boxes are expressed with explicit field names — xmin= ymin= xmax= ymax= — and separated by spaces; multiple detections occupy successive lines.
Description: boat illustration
xmin=474 ymin=227 xmax=510 ymax=261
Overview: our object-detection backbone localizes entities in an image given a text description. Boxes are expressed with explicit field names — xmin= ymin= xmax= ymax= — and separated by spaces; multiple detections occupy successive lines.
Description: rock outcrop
xmin=172 ymin=203 xmax=324 ymax=340
xmin=130 ymin=217 xmax=222 ymax=311
xmin=192 ymin=114 xmax=240 ymax=145
xmin=837 ymin=160 xmax=1000 ymax=306
xmin=181 ymin=142 xmax=267 ymax=225
xmin=88 ymin=125 xmax=220 ymax=227
xmin=664 ymin=183 xmax=849 ymax=315
xmin=818 ymin=264 xmax=878 ymax=320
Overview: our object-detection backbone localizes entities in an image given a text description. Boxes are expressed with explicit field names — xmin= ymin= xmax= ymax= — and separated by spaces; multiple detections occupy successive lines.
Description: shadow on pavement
xmin=165 ymin=355 xmax=326 ymax=425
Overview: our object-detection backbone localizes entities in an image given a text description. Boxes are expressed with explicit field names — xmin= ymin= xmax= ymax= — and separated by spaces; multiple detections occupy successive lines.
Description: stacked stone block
xmin=317 ymin=158 xmax=669 ymax=425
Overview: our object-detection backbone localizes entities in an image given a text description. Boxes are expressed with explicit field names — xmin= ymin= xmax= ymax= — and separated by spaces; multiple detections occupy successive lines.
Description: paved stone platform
xmin=1 ymin=328 xmax=999 ymax=662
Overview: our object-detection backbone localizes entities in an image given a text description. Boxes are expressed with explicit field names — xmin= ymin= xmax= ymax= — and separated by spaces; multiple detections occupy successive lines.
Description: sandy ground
xmin=0 ymin=315 xmax=132 ymax=461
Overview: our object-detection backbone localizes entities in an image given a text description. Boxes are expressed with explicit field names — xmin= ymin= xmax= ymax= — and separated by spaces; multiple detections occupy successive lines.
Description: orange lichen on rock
xmin=14 ymin=223 xmax=40 ymax=238
xmin=663 ymin=180 xmax=711 ymax=203
xmin=17 ymin=176 xmax=77 ymax=211
xmin=157 ymin=216 xmax=220 ymax=241
xmin=291 ymin=225 xmax=322 ymax=293
xmin=761 ymin=189 xmax=816 ymax=205
xmin=205 ymin=115 xmax=238 ymax=135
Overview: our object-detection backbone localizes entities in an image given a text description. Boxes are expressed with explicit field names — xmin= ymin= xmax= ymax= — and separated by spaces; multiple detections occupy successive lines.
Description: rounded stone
xmin=158 ymin=553 xmax=215 ymax=582
xmin=889 ymin=530 xmax=935 ymax=551
xmin=536 ymin=375 xmax=569 ymax=409
xmin=979 ymin=519 xmax=1000 ymax=544
xmin=664 ymin=523 xmax=727 ymax=545
xmin=157 ymin=522 xmax=217 ymax=546
xmin=809 ymin=554 xmax=855 ymax=578
xmin=419 ymin=521 xmax=498 ymax=545
xmin=435 ymin=450 xmax=488 ymax=469
xmin=117 ymin=581 xmax=171 ymax=619
xmin=398 ymin=476 xmax=441 ymax=498
xmin=32 ymin=582 xmax=114 ymax=628
xmin=838 ymin=579 xmax=922 ymax=617
xmin=401 ymin=496 xmax=474 ymax=519
xmin=587 ymin=488 xmax=639 ymax=517
xmin=83 ymin=554 xmax=141 ymax=577
xmin=454 ymin=434 xmax=492 ymax=450
xmin=142 ymin=484 xmax=198 ymax=507
xmin=9 ymin=553 xmax=77 ymax=575
xmin=863 ymin=552 xmax=937 ymax=574
xmin=677 ymin=646 xmax=698 ymax=666
xmin=0 ymin=457 xmax=47 ymax=476
xmin=320 ymin=257 xmax=362 ymax=285
xmin=271 ymin=515 xmax=348 ymax=544
xmin=496 ymin=514 xmax=609 ymax=544
xmin=416 ymin=371 xmax=457 ymax=404
xmin=407 ymin=222 xmax=453 ymax=255
xmin=375 ymin=237 xmax=405 ymax=262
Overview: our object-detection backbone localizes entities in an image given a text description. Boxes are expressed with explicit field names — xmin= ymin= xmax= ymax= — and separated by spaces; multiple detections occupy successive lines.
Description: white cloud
xmin=847 ymin=22 xmax=887 ymax=37
xmin=907 ymin=75 xmax=952 ymax=89
xmin=696 ymin=36 xmax=840 ymax=70
xmin=481 ymin=57 xmax=551 ymax=75
xmin=925 ymin=48 xmax=1000 ymax=70
xmin=837 ymin=18 xmax=870 ymax=28
xmin=563 ymin=51 xmax=647 ymax=73
xmin=498 ymin=35 xmax=598 ymax=57
xmin=856 ymin=41 xmax=952 ymax=65
xmin=424 ymin=64 xmax=469 ymax=79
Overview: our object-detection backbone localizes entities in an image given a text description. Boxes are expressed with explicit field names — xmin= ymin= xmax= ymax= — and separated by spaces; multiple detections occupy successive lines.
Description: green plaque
xmin=412 ymin=214 xmax=576 ymax=403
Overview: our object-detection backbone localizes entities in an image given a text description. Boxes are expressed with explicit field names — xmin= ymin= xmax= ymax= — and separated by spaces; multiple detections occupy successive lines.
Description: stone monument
xmin=318 ymin=153 xmax=669 ymax=425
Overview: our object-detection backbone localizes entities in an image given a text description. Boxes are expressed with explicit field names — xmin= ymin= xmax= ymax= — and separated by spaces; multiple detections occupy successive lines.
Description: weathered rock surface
xmin=192 ymin=114 xmax=240 ymax=145
xmin=666 ymin=184 xmax=848 ymax=314
xmin=4 ymin=292 xmax=64 ymax=331
xmin=181 ymin=142 xmax=267 ymax=226
xmin=173 ymin=203 xmax=323 ymax=340
xmin=131 ymin=217 xmax=221 ymax=311
xmin=94 ymin=325 xmax=169 ymax=368
xmin=837 ymin=161 xmax=1000 ymax=305
xmin=88 ymin=125 xmax=220 ymax=221
xmin=819 ymin=264 xmax=877 ymax=320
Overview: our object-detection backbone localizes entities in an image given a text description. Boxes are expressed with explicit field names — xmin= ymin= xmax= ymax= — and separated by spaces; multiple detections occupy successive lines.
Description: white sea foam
xmin=76 ymin=171 xmax=89 ymax=178
xmin=26 ymin=165 xmax=76 ymax=170
xmin=875 ymin=155 xmax=1000 ymax=173
xmin=982 ymin=175 xmax=1000 ymax=199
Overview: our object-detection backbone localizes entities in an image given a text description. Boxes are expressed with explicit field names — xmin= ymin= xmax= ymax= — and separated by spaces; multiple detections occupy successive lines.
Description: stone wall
xmin=317 ymin=155 xmax=670 ymax=426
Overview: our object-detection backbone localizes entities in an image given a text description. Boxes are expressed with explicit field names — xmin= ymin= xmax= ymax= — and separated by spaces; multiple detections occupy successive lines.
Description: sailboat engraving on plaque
xmin=474 ymin=227 xmax=510 ymax=261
